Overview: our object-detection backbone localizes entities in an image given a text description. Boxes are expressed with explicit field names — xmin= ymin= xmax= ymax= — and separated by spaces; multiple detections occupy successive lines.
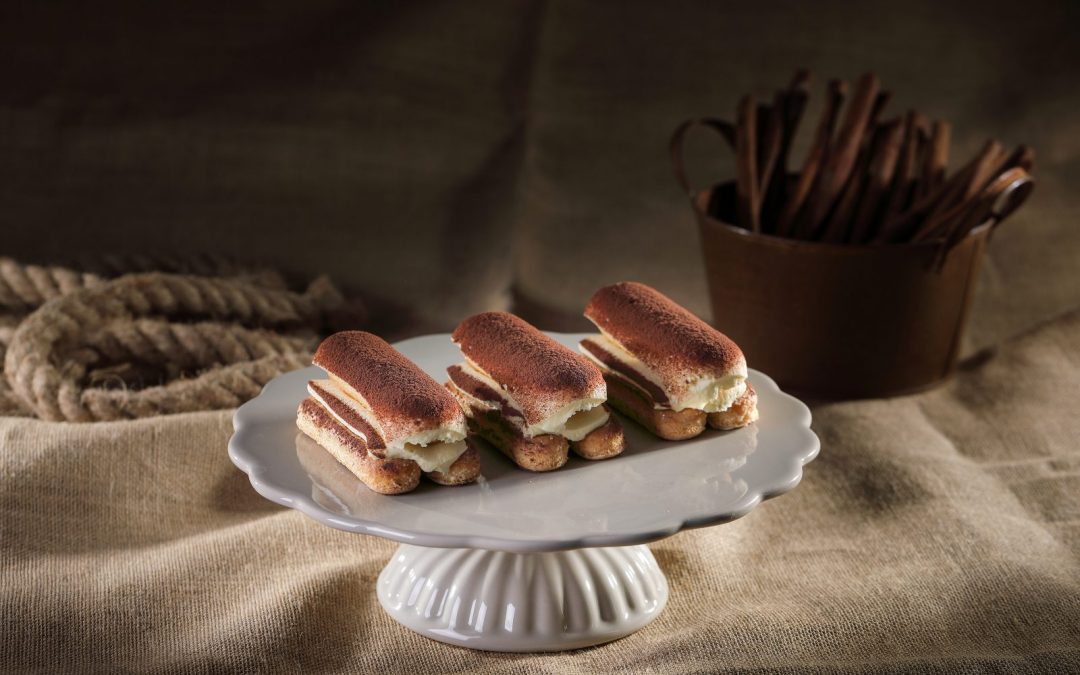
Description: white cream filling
xmin=389 ymin=439 xmax=468 ymax=474
xmin=309 ymin=378 xmax=467 ymax=473
xmin=454 ymin=360 xmax=608 ymax=440
xmin=559 ymin=405 xmax=610 ymax=441
xmin=583 ymin=331 xmax=666 ymax=389
xmin=679 ymin=374 xmax=747 ymax=413
xmin=581 ymin=332 xmax=747 ymax=413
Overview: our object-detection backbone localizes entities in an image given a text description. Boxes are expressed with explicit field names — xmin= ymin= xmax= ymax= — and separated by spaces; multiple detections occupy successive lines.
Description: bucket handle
xmin=933 ymin=167 xmax=1035 ymax=270
xmin=669 ymin=118 xmax=735 ymax=199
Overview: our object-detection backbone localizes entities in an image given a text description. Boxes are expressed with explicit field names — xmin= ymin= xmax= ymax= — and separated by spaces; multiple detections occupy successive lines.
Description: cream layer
xmin=580 ymin=331 xmax=746 ymax=413
xmin=308 ymin=378 xmax=467 ymax=474
xmin=448 ymin=359 xmax=609 ymax=441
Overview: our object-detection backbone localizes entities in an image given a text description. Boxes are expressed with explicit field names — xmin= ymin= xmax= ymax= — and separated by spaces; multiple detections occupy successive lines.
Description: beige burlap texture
xmin=2 ymin=308 xmax=1078 ymax=673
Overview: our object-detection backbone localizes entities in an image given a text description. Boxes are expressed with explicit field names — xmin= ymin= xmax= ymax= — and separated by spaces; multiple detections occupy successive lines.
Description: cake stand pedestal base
xmin=377 ymin=543 xmax=669 ymax=652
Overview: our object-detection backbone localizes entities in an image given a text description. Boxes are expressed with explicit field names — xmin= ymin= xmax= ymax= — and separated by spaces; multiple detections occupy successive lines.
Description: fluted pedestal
xmin=377 ymin=544 xmax=669 ymax=652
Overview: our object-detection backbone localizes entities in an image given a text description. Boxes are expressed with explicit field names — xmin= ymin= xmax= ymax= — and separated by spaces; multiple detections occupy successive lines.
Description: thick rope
xmin=0 ymin=314 xmax=31 ymax=416
xmin=71 ymin=319 xmax=315 ymax=373
xmin=0 ymin=255 xmax=290 ymax=313
xmin=0 ymin=258 xmax=103 ymax=312
xmin=5 ymin=272 xmax=345 ymax=422
xmin=0 ymin=313 xmax=20 ymax=348
xmin=77 ymin=353 xmax=312 ymax=421
xmin=70 ymin=252 xmax=286 ymax=286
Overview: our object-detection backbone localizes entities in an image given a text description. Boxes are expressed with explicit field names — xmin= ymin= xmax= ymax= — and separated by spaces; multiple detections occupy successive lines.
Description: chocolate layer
xmin=308 ymin=381 xmax=386 ymax=449
xmin=451 ymin=312 xmax=605 ymax=426
xmin=446 ymin=365 xmax=524 ymax=420
xmin=580 ymin=338 xmax=670 ymax=406
xmin=298 ymin=397 xmax=370 ymax=458
xmin=447 ymin=382 xmax=527 ymax=440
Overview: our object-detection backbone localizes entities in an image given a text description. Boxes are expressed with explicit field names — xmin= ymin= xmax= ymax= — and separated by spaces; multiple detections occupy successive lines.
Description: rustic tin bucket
xmin=671 ymin=121 xmax=995 ymax=399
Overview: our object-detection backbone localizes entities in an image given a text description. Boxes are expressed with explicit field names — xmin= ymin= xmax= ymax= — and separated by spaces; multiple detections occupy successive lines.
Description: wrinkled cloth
xmin=2 ymin=1 xmax=1078 ymax=341
xmin=2 ymin=0 xmax=1080 ymax=671
xmin=3 ymin=310 xmax=1079 ymax=672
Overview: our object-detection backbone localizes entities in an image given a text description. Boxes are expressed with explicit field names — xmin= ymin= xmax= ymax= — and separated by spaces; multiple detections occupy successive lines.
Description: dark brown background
xmin=3 ymin=0 xmax=1078 ymax=344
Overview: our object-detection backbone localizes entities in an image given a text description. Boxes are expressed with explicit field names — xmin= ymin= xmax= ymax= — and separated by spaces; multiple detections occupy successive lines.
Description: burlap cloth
xmin=1 ymin=307 xmax=1076 ymax=672
xmin=3 ymin=1 xmax=1080 ymax=671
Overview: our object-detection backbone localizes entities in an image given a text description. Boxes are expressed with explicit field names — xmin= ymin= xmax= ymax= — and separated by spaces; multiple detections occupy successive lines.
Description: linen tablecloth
xmin=3 ymin=309 xmax=1078 ymax=672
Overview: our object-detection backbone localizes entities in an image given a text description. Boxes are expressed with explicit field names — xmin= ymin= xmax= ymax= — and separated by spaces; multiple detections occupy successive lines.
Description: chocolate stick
xmin=819 ymin=152 xmax=867 ymax=242
xmin=868 ymin=90 xmax=892 ymax=129
xmin=756 ymin=102 xmax=773 ymax=172
xmin=874 ymin=124 xmax=982 ymax=243
xmin=816 ymin=90 xmax=891 ymax=242
xmin=1004 ymin=144 xmax=1035 ymax=172
xmin=821 ymin=124 xmax=883 ymax=243
xmin=962 ymin=140 xmax=1008 ymax=201
xmin=928 ymin=195 xmax=993 ymax=269
xmin=777 ymin=70 xmax=812 ymax=177
xmin=881 ymin=110 xmax=922 ymax=222
xmin=909 ymin=114 xmax=931 ymax=199
xmin=920 ymin=120 xmax=951 ymax=197
xmin=913 ymin=191 xmax=985 ymax=244
xmin=909 ymin=140 xmax=1005 ymax=241
xmin=778 ymin=79 xmax=847 ymax=238
xmin=798 ymin=72 xmax=880 ymax=239
xmin=918 ymin=166 xmax=1030 ymax=245
xmin=931 ymin=139 xmax=1004 ymax=216
xmin=735 ymin=95 xmax=760 ymax=232
xmin=938 ymin=193 xmax=994 ymax=251
xmin=757 ymin=93 xmax=785 ymax=230
xmin=849 ymin=119 xmax=904 ymax=243
xmin=765 ymin=71 xmax=811 ymax=231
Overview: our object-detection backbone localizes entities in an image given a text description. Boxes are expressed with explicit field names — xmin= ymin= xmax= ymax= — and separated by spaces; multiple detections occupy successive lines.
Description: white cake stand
xmin=229 ymin=332 xmax=818 ymax=652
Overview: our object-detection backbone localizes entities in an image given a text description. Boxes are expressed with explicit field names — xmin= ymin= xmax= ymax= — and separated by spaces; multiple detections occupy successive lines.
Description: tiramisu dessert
xmin=446 ymin=312 xmax=625 ymax=472
xmin=296 ymin=331 xmax=480 ymax=495
xmin=580 ymin=282 xmax=758 ymax=440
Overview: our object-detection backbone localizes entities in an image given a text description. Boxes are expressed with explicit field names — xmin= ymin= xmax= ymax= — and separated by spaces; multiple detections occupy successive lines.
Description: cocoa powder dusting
xmin=313 ymin=331 xmax=462 ymax=434
xmin=451 ymin=312 xmax=604 ymax=425
xmin=584 ymin=281 xmax=744 ymax=381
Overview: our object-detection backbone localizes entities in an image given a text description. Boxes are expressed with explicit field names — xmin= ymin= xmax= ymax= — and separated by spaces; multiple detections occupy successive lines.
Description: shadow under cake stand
xmin=229 ymin=333 xmax=819 ymax=652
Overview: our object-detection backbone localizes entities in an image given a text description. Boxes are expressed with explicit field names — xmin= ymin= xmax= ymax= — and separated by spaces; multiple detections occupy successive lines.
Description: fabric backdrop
xmin=2 ymin=0 xmax=1078 ymax=340
xmin=2 ymin=0 xmax=1079 ymax=672
xmin=3 ymin=303 xmax=1079 ymax=672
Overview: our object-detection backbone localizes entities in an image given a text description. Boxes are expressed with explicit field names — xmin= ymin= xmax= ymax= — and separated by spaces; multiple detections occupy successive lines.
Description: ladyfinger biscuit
xmin=427 ymin=442 xmax=483 ymax=486
xmin=464 ymin=407 xmax=569 ymax=472
xmin=449 ymin=312 xmax=623 ymax=469
xmin=582 ymin=282 xmax=757 ymax=438
xmin=297 ymin=398 xmax=421 ymax=495
xmin=604 ymin=376 xmax=707 ymax=441
xmin=570 ymin=411 xmax=626 ymax=460
xmin=301 ymin=331 xmax=479 ymax=493
xmin=708 ymin=383 xmax=759 ymax=431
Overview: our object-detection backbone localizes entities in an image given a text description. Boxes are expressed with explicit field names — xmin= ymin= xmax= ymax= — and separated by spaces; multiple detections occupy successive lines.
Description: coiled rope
xmin=1 ymin=257 xmax=350 ymax=421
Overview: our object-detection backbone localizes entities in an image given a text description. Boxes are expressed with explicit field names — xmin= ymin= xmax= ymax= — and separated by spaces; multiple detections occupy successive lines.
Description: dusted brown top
xmin=451 ymin=312 xmax=606 ymax=425
xmin=313 ymin=331 xmax=464 ymax=444
xmin=584 ymin=282 xmax=745 ymax=386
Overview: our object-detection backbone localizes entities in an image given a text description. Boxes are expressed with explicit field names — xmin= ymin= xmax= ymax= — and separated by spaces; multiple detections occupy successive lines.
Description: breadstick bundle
xmin=711 ymin=70 xmax=1034 ymax=250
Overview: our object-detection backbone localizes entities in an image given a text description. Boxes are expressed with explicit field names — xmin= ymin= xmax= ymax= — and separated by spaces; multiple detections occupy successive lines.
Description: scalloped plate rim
xmin=228 ymin=332 xmax=819 ymax=552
